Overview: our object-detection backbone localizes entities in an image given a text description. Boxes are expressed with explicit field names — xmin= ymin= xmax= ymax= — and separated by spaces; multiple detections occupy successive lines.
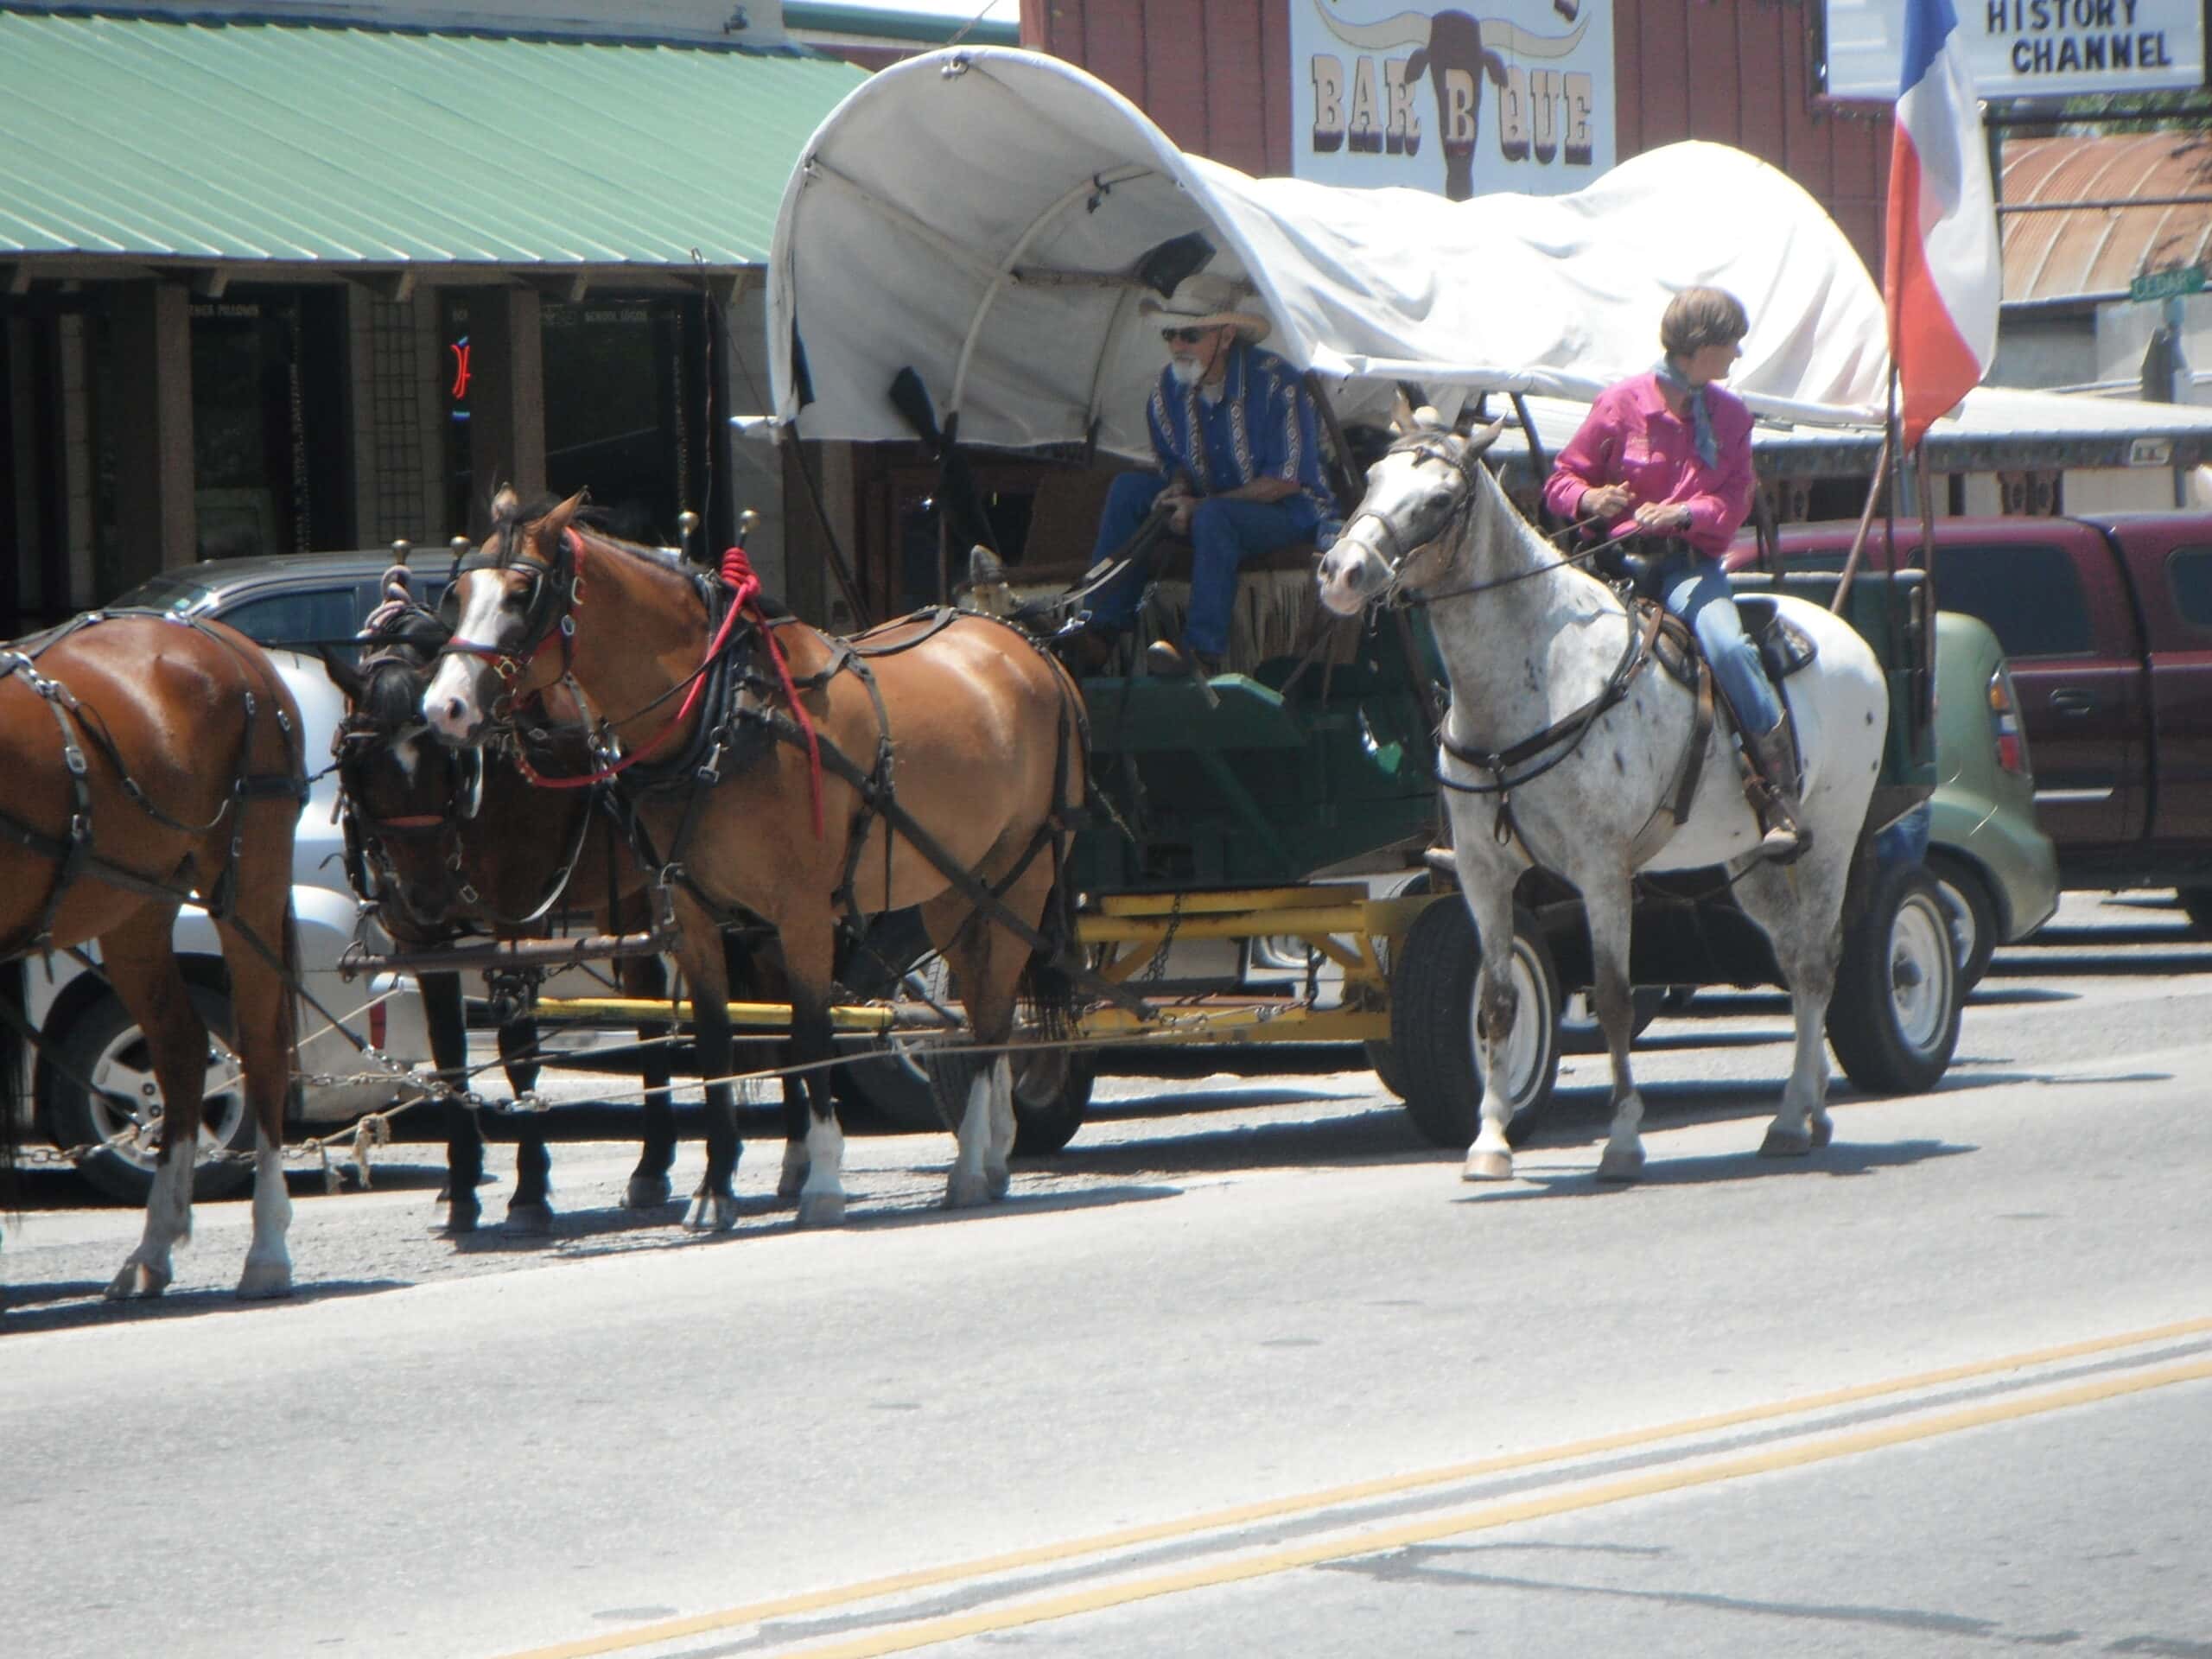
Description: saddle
xmin=1628 ymin=594 xmax=1819 ymax=868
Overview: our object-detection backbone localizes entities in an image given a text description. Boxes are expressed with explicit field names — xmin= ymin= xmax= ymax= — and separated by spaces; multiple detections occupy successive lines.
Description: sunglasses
xmin=1160 ymin=326 xmax=1216 ymax=346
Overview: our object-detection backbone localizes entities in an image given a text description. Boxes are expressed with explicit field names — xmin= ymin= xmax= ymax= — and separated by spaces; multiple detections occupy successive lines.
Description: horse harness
xmin=454 ymin=531 xmax=1132 ymax=1014
xmin=0 ymin=609 xmax=308 ymax=962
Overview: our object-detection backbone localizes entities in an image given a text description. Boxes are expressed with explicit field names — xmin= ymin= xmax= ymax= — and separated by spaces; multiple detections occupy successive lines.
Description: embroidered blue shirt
xmin=1145 ymin=341 xmax=1333 ymax=522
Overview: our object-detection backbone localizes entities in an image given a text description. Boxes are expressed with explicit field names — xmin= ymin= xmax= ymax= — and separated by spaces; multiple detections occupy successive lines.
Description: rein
xmin=454 ymin=526 xmax=826 ymax=837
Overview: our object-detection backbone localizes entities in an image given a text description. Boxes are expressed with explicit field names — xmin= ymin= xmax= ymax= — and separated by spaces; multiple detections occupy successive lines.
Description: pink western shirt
xmin=1541 ymin=372 xmax=1756 ymax=559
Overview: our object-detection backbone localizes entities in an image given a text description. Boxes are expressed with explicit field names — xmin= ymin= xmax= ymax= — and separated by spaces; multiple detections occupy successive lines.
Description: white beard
xmin=1168 ymin=357 xmax=1204 ymax=387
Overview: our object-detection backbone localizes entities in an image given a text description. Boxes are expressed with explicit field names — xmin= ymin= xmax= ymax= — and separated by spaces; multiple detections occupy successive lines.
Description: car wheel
xmin=1556 ymin=986 xmax=1667 ymax=1054
xmin=1827 ymin=861 xmax=1961 ymax=1096
xmin=41 ymin=983 xmax=255 ymax=1203
xmin=1923 ymin=849 xmax=1997 ymax=990
xmin=1388 ymin=897 xmax=1561 ymax=1149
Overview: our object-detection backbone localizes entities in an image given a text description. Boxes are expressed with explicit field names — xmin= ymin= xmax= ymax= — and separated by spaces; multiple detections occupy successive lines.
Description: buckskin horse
xmin=421 ymin=491 xmax=1087 ymax=1229
xmin=325 ymin=600 xmax=696 ymax=1235
xmin=1316 ymin=415 xmax=1887 ymax=1182
xmin=0 ymin=611 xmax=304 ymax=1300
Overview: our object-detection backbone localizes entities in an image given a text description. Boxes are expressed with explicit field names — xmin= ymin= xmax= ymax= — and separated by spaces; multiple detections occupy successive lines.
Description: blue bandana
xmin=1653 ymin=359 xmax=1718 ymax=468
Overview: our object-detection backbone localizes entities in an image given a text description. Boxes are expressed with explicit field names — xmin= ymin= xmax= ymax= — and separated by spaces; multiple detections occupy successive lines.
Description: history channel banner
xmin=1823 ymin=0 xmax=2206 ymax=100
xmin=1290 ymin=0 xmax=1617 ymax=200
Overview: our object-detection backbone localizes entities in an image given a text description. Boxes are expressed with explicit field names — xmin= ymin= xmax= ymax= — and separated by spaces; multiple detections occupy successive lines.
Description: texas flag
xmin=1883 ymin=0 xmax=2000 ymax=448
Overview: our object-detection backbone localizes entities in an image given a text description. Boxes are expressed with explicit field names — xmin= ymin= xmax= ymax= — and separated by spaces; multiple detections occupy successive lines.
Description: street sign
xmin=2131 ymin=265 xmax=2208 ymax=304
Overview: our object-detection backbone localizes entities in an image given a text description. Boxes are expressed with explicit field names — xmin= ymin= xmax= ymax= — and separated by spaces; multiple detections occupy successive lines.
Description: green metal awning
xmin=0 ymin=10 xmax=868 ymax=269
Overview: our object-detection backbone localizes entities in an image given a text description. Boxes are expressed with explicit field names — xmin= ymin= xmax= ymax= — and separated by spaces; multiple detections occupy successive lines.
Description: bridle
xmin=435 ymin=518 xmax=584 ymax=707
xmin=1333 ymin=431 xmax=1487 ymax=599
xmin=1338 ymin=428 xmax=1641 ymax=610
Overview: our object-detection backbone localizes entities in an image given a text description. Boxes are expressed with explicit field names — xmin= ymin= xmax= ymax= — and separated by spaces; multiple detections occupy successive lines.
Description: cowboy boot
xmin=1743 ymin=718 xmax=1808 ymax=862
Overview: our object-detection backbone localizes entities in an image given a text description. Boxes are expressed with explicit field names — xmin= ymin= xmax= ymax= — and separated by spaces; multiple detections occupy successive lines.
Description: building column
xmin=110 ymin=280 xmax=195 ymax=586
xmin=466 ymin=285 xmax=544 ymax=533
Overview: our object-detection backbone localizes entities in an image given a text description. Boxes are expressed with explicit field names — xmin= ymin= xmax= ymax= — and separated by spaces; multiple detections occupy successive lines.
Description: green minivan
xmin=1923 ymin=608 xmax=2060 ymax=987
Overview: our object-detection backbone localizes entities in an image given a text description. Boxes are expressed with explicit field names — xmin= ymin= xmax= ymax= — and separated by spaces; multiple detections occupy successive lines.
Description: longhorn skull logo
xmin=1312 ymin=2 xmax=1591 ymax=200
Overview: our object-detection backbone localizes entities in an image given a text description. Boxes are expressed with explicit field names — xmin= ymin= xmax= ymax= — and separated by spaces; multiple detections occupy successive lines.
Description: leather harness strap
xmin=0 ymin=610 xmax=308 ymax=962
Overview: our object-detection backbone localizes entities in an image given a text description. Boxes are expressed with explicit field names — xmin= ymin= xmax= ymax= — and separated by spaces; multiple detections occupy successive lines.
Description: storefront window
xmin=191 ymin=287 xmax=348 ymax=559
xmin=542 ymin=294 xmax=701 ymax=547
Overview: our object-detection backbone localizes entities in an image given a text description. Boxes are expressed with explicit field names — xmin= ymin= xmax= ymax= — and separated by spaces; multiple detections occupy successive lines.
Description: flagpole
xmin=1830 ymin=363 xmax=1900 ymax=616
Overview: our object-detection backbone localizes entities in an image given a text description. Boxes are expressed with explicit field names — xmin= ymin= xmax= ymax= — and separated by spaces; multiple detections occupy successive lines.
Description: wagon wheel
xmin=1827 ymin=859 xmax=1961 ymax=1095
xmin=832 ymin=908 xmax=1097 ymax=1151
xmin=1388 ymin=897 xmax=1561 ymax=1149
xmin=1362 ymin=871 xmax=1430 ymax=1098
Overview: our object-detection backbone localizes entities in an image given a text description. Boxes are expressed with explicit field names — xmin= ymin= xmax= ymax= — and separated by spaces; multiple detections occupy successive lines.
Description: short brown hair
xmin=1661 ymin=287 xmax=1750 ymax=358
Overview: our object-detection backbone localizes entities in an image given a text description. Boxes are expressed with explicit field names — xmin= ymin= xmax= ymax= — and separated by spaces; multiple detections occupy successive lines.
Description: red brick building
xmin=1017 ymin=0 xmax=1896 ymax=276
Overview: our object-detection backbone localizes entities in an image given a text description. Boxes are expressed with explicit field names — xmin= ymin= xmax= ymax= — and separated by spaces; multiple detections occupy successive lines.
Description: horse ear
xmin=533 ymin=489 xmax=590 ymax=553
xmin=1389 ymin=390 xmax=1417 ymax=435
xmin=490 ymin=484 xmax=522 ymax=526
xmin=317 ymin=645 xmax=365 ymax=705
xmin=1464 ymin=415 xmax=1510 ymax=456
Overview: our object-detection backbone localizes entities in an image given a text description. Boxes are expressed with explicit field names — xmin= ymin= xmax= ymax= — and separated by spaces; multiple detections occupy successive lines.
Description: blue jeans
xmin=1084 ymin=473 xmax=1320 ymax=659
xmin=1652 ymin=547 xmax=1783 ymax=736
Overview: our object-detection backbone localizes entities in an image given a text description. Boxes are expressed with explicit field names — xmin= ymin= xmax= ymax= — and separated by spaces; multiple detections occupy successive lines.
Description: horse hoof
xmin=798 ymin=1192 xmax=848 ymax=1228
xmin=946 ymin=1171 xmax=994 ymax=1208
xmin=686 ymin=1191 xmax=739 ymax=1232
xmin=1461 ymin=1148 xmax=1514 ymax=1182
xmin=236 ymin=1259 xmax=293 ymax=1300
xmin=985 ymin=1166 xmax=1011 ymax=1201
xmin=1760 ymin=1124 xmax=1814 ymax=1158
xmin=105 ymin=1262 xmax=170 ymax=1300
xmin=624 ymin=1175 xmax=673 ymax=1210
xmin=1596 ymin=1144 xmax=1645 ymax=1184
xmin=1809 ymin=1116 xmax=1835 ymax=1149
xmin=505 ymin=1202 xmax=554 ymax=1237
xmin=436 ymin=1198 xmax=481 ymax=1237
xmin=775 ymin=1171 xmax=807 ymax=1204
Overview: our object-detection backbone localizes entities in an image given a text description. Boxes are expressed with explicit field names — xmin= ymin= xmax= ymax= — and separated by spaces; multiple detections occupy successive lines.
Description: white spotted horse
xmin=1317 ymin=415 xmax=1888 ymax=1183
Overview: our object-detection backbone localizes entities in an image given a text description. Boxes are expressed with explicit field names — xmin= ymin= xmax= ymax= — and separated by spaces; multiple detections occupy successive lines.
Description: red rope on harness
xmin=513 ymin=532 xmax=824 ymax=839
xmin=709 ymin=543 xmax=823 ymax=839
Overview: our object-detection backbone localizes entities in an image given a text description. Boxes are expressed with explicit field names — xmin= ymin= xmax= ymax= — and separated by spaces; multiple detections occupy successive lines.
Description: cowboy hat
xmin=1139 ymin=273 xmax=1272 ymax=344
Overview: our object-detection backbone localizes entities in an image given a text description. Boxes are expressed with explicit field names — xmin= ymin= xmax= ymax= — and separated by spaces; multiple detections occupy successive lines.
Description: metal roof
xmin=2002 ymin=132 xmax=2212 ymax=304
xmin=0 ymin=9 xmax=868 ymax=270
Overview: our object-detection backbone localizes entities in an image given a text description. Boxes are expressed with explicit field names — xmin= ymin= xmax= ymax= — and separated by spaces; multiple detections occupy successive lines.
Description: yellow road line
xmin=784 ymin=1356 xmax=2212 ymax=1659
xmin=495 ymin=1317 xmax=2212 ymax=1659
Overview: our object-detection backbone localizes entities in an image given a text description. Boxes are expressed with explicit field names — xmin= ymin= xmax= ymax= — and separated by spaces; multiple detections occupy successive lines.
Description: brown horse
xmin=324 ymin=601 xmax=695 ymax=1234
xmin=1 ymin=612 xmax=302 ymax=1300
xmin=422 ymin=491 xmax=1085 ymax=1228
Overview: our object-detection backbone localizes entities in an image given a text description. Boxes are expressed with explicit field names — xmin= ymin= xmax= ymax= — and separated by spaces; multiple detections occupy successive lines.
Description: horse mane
xmin=563 ymin=517 xmax=793 ymax=620
xmin=356 ymin=604 xmax=450 ymax=730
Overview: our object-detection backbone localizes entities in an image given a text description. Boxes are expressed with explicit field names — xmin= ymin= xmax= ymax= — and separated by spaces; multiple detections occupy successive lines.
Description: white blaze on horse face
xmin=423 ymin=570 xmax=507 ymax=743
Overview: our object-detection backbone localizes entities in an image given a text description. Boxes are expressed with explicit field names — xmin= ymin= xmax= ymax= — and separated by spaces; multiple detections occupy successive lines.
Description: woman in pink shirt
xmin=1543 ymin=287 xmax=1803 ymax=861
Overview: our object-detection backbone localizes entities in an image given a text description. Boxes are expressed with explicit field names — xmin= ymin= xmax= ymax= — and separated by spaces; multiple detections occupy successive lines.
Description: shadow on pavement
xmin=0 ymin=1275 xmax=410 ymax=1336
xmin=1455 ymin=1136 xmax=1972 ymax=1201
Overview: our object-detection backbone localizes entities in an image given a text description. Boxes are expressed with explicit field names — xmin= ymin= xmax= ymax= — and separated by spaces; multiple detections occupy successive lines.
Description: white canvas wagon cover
xmin=767 ymin=46 xmax=1894 ymax=466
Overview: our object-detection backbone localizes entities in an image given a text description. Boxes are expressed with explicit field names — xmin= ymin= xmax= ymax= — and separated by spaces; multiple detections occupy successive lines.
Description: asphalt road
xmin=3 ymin=892 xmax=2209 ymax=1658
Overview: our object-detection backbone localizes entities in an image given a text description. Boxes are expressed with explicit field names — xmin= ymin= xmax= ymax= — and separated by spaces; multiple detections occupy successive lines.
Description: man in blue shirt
xmin=1058 ymin=275 xmax=1334 ymax=677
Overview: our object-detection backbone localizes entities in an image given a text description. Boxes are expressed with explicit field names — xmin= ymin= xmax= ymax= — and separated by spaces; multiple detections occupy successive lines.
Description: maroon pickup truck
xmin=1753 ymin=512 xmax=2212 ymax=923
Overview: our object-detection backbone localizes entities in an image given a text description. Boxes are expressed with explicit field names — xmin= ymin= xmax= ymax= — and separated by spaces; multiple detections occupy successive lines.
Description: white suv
xmin=6 ymin=554 xmax=435 ymax=1201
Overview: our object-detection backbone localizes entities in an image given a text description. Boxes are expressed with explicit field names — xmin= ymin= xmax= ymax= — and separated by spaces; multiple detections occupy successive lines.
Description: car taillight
xmin=1989 ymin=668 xmax=2027 ymax=775
xmin=369 ymin=995 xmax=387 ymax=1051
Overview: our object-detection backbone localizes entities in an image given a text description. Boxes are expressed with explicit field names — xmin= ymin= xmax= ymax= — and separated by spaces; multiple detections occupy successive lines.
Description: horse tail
xmin=1018 ymin=869 xmax=1084 ymax=1046
xmin=1018 ymin=660 xmax=1091 ymax=1044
